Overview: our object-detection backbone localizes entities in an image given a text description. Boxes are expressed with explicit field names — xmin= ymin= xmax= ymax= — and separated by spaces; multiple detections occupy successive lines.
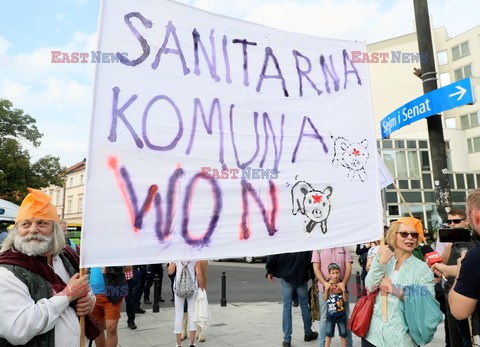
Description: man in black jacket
xmin=266 ymin=251 xmax=318 ymax=347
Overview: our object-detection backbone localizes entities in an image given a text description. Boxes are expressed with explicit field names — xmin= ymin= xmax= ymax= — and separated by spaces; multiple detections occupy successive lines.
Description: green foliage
xmin=0 ymin=99 xmax=42 ymax=147
xmin=0 ymin=100 xmax=65 ymax=204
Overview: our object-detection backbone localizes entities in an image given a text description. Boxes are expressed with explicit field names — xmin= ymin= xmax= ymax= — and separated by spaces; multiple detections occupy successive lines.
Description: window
xmin=445 ymin=117 xmax=456 ymax=129
xmin=454 ymin=65 xmax=472 ymax=81
xmin=460 ymin=112 xmax=478 ymax=129
xmin=452 ymin=41 xmax=470 ymax=61
xmin=56 ymin=190 xmax=61 ymax=205
xmin=456 ymin=174 xmax=465 ymax=189
xmin=472 ymin=112 xmax=480 ymax=128
xmin=468 ymin=138 xmax=474 ymax=153
xmin=467 ymin=137 xmax=480 ymax=153
xmin=467 ymin=174 xmax=475 ymax=189
xmin=421 ymin=151 xmax=430 ymax=171
xmin=383 ymin=140 xmax=393 ymax=149
xmin=78 ymin=198 xmax=83 ymax=212
xmin=382 ymin=151 xmax=395 ymax=178
xmin=423 ymin=174 xmax=433 ymax=189
xmin=437 ymin=50 xmax=448 ymax=65
xmin=386 ymin=150 xmax=420 ymax=179
xmin=407 ymin=151 xmax=420 ymax=178
xmin=475 ymin=137 xmax=480 ymax=152
xmin=439 ymin=73 xmax=451 ymax=87
xmin=68 ymin=200 xmax=72 ymax=213
xmin=407 ymin=141 xmax=416 ymax=149
xmin=395 ymin=151 xmax=408 ymax=178
xmin=80 ymin=174 xmax=84 ymax=185
xmin=388 ymin=205 xmax=399 ymax=215
xmin=411 ymin=180 xmax=421 ymax=189
xmin=418 ymin=141 xmax=428 ymax=149
xmin=461 ymin=115 xmax=470 ymax=129
xmin=69 ymin=177 xmax=74 ymax=187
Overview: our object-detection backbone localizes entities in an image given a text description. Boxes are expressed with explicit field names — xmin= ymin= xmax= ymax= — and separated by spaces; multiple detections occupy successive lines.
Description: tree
xmin=0 ymin=99 xmax=65 ymax=204
xmin=0 ymin=99 xmax=42 ymax=146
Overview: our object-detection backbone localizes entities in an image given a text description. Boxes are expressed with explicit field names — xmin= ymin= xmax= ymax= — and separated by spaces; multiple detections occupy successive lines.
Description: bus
xmin=67 ymin=223 xmax=82 ymax=252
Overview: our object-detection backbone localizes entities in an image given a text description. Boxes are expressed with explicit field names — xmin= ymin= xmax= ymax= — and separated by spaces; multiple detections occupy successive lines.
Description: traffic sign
xmin=380 ymin=77 xmax=475 ymax=138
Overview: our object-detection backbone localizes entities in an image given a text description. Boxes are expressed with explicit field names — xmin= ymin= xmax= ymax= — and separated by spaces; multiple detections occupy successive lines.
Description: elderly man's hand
xmin=75 ymin=294 xmax=95 ymax=316
xmin=62 ymin=273 xmax=90 ymax=302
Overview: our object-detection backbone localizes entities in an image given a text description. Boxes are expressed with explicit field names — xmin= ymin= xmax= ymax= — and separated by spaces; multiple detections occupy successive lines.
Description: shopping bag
xmin=347 ymin=290 xmax=379 ymax=337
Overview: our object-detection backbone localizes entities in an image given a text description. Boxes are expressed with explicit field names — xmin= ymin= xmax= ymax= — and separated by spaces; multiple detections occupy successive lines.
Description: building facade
xmin=368 ymin=24 xmax=480 ymax=230
xmin=42 ymin=159 xmax=86 ymax=224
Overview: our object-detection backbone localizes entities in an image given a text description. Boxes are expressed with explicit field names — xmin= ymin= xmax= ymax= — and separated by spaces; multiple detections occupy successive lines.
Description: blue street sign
xmin=380 ymin=77 xmax=475 ymax=138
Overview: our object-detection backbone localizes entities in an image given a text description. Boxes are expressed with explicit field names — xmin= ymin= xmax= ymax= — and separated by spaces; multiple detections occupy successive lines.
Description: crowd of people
xmin=1 ymin=187 xmax=480 ymax=346
xmin=266 ymin=192 xmax=480 ymax=347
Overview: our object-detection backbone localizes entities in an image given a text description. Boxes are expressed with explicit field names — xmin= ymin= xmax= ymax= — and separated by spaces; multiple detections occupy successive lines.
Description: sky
xmin=0 ymin=0 xmax=478 ymax=168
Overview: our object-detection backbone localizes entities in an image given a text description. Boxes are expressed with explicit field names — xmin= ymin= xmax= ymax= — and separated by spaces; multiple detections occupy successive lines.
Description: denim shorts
xmin=326 ymin=315 xmax=347 ymax=338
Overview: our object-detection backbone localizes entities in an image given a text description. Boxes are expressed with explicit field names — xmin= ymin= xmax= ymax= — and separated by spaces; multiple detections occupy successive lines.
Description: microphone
xmin=421 ymin=245 xmax=442 ymax=267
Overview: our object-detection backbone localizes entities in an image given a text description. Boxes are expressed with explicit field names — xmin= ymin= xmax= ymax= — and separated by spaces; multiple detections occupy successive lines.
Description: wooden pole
xmin=380 ymin=185 xmax=415 ymax=322
xmin=393 ymin=183 xmax=414 ymax=217
xmin=79 ymin=268 xmax=86 ymax=347
xmin=380 ymin=235 xmax=388 ymax=322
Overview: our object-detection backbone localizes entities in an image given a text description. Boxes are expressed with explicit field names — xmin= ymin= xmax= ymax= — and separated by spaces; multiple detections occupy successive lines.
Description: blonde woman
xmin=362 ymin=217 xmax=440 ymax=347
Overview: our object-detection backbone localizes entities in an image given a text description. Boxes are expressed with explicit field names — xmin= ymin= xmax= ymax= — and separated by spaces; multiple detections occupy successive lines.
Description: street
xmin=141 ymin=261 xmax=282 ymax=310
xmin=140 ymin=257 xmax=364 ymax=311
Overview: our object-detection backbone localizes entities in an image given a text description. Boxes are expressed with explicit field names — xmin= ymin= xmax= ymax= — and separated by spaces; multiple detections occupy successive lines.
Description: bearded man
xmin=0 ymin=188 xmax=99 ymax=346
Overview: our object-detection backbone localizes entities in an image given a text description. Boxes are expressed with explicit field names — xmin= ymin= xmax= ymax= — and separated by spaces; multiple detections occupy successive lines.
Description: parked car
xmin=215 ymin=256 xmax=267 ymax=263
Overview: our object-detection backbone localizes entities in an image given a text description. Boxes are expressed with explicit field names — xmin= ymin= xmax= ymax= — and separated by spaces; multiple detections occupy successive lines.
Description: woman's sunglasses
xmin=396 ymin=232 xmax=419 ymax=239
xmin=447 ymin=218 xmax=466 ymax=224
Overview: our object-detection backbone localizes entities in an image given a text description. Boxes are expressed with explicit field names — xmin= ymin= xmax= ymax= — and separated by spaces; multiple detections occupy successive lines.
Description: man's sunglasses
xmin=396 ymin=232 xmax=419 ymax=239
xmin=447 ymin=218 xmax=466 ymax=224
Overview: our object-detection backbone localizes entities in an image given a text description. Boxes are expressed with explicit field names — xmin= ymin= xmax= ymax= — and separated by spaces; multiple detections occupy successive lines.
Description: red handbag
xmin=347 ymin=290 xmax=379 ymax=337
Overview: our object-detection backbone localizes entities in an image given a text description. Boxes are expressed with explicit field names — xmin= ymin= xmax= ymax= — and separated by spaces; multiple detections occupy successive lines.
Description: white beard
xmin=14 ymin=233 xmax=53 ymax=256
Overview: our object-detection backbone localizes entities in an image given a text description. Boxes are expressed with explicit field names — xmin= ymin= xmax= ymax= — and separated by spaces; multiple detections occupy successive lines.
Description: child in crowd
xmin=322 ymin=263 xmax=348 ymax=347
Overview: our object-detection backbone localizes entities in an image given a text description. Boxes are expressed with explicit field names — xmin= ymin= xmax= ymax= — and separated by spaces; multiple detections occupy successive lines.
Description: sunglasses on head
xmin=328 ymin=263 xmax=340 ymax=270
xmin=396 ymin=232 xmax=419 ymax=239
xmin=447 ymin=218 xmax=465 ymax=224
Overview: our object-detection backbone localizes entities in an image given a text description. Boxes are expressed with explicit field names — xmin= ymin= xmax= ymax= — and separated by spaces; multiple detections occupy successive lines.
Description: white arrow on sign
xmin=449 ymin=85 xmax=467 ymax=101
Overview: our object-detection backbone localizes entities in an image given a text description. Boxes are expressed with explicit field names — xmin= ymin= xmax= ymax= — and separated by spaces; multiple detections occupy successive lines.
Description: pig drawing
xmin=332 ymin=137 xmax=369 ymax=182
xmin=291 ymin=181 xmax=333 ymax=234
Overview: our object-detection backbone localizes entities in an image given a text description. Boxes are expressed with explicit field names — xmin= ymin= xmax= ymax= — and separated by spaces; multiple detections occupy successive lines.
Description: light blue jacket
xmin=364 ymin=253 xmax=435 ymax=347
xmin=399 ymin=284 xmax=443 ymax=345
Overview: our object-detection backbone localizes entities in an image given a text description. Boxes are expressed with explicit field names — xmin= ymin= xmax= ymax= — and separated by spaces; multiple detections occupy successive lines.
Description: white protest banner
xmin=378 ymin=154 xmax=394 ymax=189
xmin=81 ymin=0 xmax=383 ymax=267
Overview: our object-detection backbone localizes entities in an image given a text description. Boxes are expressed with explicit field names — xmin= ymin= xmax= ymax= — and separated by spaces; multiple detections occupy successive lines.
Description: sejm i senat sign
xmin=381 ymin=77 xmax=475 ymax=138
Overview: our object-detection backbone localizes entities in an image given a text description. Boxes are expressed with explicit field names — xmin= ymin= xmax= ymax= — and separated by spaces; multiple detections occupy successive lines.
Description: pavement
xmin=115 ymin=253 xmax=447 ymax=346
xmin=117 ymin=300 xmax=446 ymax=347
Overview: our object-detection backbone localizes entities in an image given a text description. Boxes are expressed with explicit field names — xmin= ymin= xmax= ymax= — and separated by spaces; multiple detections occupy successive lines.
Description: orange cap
xmin=393 ymin=217 xmax=425 ymax=242
xmin=15 ymin=188 xmax=60 ymax=223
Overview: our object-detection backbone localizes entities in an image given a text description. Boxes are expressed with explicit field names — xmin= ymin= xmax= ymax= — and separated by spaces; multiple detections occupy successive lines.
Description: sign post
xmin=380 ymin=77 xmax=475 ymax=138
